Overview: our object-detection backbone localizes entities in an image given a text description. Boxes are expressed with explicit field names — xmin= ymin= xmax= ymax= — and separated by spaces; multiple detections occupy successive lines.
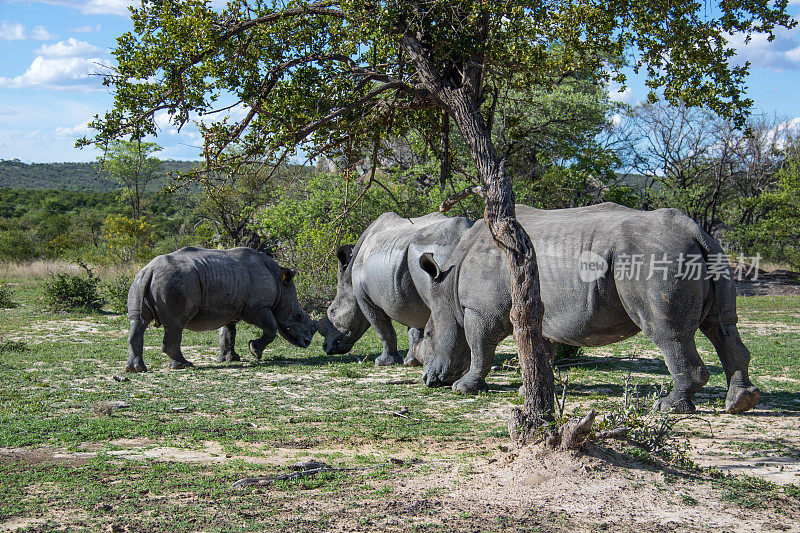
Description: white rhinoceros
xmin=125 ymin=246 xmax=315 ymax=372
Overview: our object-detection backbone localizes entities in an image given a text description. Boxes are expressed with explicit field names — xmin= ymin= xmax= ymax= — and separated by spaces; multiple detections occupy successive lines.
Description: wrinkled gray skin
xmin=125 ymin=246 xmax=315 ymax=372
xmin=317 ymin=212 xmax=474 ymax=366
xmin=415 ymin=203 xmax=761 ymax=415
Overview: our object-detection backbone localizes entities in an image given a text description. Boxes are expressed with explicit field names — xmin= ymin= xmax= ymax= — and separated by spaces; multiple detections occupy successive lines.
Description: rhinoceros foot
xmin=403 ymin=352 xmax=422 ymax=367
xmin=452 ymin=374 xmax=489 ymax=394
xmin=726 ymin=386 xmax=761 ymax=414
xmin=216 ymin=351 xmax=241 ymax=363
xmin=654 ymin=395 xmax=696 ymax=414
xmin=169 ymin=359 xmax=194 ymax=370
xmin=248 ymin=341 xmax=264 ymax=361
xmin=375 ymin=353 xmax=402 ymax=366
xmin=124 ymin=363 xmax=148 ymax=373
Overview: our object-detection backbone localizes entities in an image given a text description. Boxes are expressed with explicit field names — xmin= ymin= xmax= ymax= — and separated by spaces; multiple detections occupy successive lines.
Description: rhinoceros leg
xmin=217 ymin=322 xmax=241 ymax=363
xmin=359 ymin=299 xmax=401 ymax=366
xmin=651 ymin=334 xmax=708 ymax=414
xmin=700 ymin=322 xmax=761 ymax=414
xmin=162 ymin=327 xmax=194 ymax=370
xmin=403 ymin=328 xmax=423 ymax=367
xmin=452 ymin=308 xmax=501 ymax=394
xmin=125 ymin=318 xmax=150 ymax=373
xmin=244 ymin=307 xmax=277 ymax=360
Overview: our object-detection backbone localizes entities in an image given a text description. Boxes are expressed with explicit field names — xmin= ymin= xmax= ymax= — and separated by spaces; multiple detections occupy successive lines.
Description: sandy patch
xmin=390 ymin=444 xmax=800 ymax=531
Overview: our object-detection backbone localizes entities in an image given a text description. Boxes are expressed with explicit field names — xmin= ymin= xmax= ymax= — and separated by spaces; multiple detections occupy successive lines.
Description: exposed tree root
xmin=510 ymin=410 xmax=614 ymax=451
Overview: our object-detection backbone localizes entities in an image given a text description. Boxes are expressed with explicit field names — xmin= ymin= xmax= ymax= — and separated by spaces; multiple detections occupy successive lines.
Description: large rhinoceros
xmin=414 ymin=203 xmax=761 ymax=414
xmin=317 ymin=212 xmax=474 ymax=365
xmin=125 ymin=246 xmax=315 ymax=372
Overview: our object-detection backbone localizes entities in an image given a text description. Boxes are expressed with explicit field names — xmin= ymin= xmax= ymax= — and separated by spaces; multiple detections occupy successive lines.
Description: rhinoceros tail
xmin=689 ymin=222 xmax=738 ymax=327
xmin=129 ymin=267 xmax=161 ymax=327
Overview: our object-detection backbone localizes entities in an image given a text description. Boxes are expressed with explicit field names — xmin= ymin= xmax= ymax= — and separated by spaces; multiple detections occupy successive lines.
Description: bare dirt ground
xmin=733 ymin=265 xmax=800 ymax=296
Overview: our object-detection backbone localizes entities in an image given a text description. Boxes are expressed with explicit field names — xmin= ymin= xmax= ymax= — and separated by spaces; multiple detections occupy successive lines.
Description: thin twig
xmin=231 ymin=465 xmax=357 ymax=489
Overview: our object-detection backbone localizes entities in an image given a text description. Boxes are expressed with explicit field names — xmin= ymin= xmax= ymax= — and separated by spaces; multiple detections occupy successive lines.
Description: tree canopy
xmin=98 ymin=139 xmax=163 ymax=220
xmin=80 ymin=0 xmax=794 ymax=173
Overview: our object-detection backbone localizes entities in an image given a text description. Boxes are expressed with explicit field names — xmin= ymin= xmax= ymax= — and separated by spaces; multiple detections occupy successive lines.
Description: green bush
xmin=43 ymin=266 xmax=104 ymax=312
xmin=0 ymin=283 xmax=15 ymax=308
xmin=105 ymin=275 xmax=133 ymax=315
xmin=725 ymin=162 xmax=800 ymax=271
xmin=254 ymin=172 xmax=443 ymax=312
xmin=0 ymin=229 xmax=40 ymax=261
xmin=554 ymin=342 xmax=583 ymax=362
xmin=0 ymin=337 xmax=28 ymax=354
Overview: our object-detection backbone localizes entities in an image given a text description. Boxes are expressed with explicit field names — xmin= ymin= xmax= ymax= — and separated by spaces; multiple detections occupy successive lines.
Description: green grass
xmin=1 ymin=275 xmax=800 ymax=530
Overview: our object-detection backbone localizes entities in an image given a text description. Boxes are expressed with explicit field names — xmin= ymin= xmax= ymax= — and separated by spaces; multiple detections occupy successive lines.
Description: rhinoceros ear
xmin=336 ymin=244 xmax=354 ymax=268
xmin=419 ymin=252 xmax=442 ymax=281
xmin=281 ymin=268 xmax=295 ymax=285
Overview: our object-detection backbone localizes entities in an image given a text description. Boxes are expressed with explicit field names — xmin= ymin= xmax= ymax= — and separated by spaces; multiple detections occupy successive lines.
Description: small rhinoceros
xmin=414 ymin=203 xmax=761 ymax=415
xmin=125 ymin=246 xmax=315 ymax=372
xmin=316 ymin=212 xmax=474 ymax=366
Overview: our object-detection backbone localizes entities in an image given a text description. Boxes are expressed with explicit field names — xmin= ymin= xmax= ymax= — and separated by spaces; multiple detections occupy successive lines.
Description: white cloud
xmin=0 ymin=37 xmax=111 ymax=90
xmin=154 ymin=111 xmax=182 ymax=135
xmin=30 ymin=25 xmax=55 ymax=40
xmin=36 ymin=38 xmax=103 ymax=58
xmin=0 ymin=21 xmax=26 ymax=40
xmin=31 ymin=0 xmax=135 ymax=16
xmin=0 ymin=55 xmax=112 ymax=91
xmin=196 ymin=103 xmax=250 ymax=127
xmin=0 ymin=20 xmax=55 ymax=40
xmin=608 ymin=86 xmax=634 ymax=104
xmin=55 ymin=120 xmax=91 ymax=137
xmin=728 ymin=26 xmax=800 ymax=72
xmin=71 ymin=24 xmax=103 ymax=34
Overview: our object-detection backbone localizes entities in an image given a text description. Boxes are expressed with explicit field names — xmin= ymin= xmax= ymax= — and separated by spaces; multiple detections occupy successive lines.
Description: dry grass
xmin=0 ymin=260 xmax=139 ymax=281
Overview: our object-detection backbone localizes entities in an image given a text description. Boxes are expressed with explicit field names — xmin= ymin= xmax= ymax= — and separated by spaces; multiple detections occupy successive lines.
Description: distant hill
xmin=0 ymin=159 xmax=202 ymax=192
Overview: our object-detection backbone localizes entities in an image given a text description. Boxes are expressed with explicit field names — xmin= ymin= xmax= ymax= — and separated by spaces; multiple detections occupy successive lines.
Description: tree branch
xmin=438 ymin=185 xmax=486 ymax=213
xmin=292 ymin=81 xmax=409 ymax=141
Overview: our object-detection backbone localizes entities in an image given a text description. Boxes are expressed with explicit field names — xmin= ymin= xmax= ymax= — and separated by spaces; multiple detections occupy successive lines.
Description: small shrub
xmin=0 ymin=283 xmax=15 ymax=308
xmin=718 ymin=475 xmax=778 ymax=508
xmin=336 ymin=365 xmax=366 ymax=379
xmin=591 ymin=378 xmax=696 ymax=468
xmin=554 ymin=343 xmax=583 ymax=362
xmin=43 ymin=264 xmax=104 ymax=312
xmin=0 ymin=338 xmax=28 ymax=354
xmin=105 ymin=275 xmax=133 ymax=315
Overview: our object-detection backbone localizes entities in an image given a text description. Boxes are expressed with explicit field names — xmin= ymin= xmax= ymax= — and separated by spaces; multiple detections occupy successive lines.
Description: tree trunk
xmin=440 ymin=110 xmax=451 ymax=191
xmin=400 ymin=34 xmax=554 ymax=440
xmin=444 ymin=87 xmax=555 ymax=439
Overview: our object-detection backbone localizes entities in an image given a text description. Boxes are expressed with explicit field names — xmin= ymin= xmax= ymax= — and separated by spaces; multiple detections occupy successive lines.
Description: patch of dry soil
xmin=384 ymin=443 xmax=800 ymax=532
xmin=683 ymin=403 xmax=800 ymax=485
xmin=735 ymin=268 xmax=800 ymax=297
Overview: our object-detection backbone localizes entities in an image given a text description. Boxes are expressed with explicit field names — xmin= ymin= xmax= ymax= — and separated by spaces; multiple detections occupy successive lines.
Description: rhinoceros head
xmin=416 ymin=253 xmax=471 ymax=386
xmin=274 ymin=267 xmax=316 ymax=348
xmin=318 ymin=244 xmax=370 ymax=355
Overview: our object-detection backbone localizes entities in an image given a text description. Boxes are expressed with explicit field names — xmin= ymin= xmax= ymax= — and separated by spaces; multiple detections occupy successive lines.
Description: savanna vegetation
xmin=0 ymin=273 xmax=799 ymax=531
xmin=2 ymin=0 xmax=800 ymax=528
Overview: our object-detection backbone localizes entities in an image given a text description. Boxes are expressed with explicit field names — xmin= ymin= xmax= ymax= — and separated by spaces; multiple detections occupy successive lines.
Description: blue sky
xmin=1 ymin=0 xmax=800 ymax=163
